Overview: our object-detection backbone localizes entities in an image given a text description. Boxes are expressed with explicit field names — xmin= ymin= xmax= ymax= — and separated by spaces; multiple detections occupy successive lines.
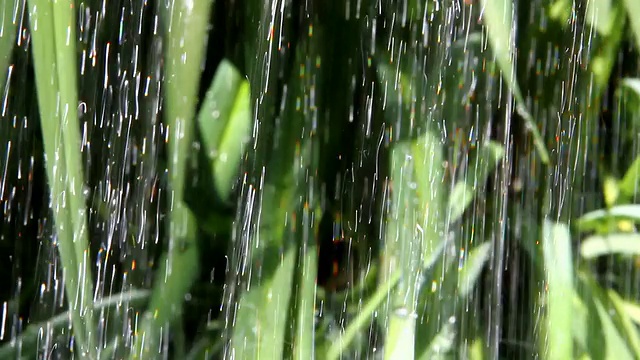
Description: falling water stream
xmin=1 ymin=0 xmax=640 ymax=359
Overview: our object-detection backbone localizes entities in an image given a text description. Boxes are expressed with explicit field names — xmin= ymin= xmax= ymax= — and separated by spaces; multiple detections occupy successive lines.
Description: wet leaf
xmin=541 ymin=221 xmax=573 ymax=359
xmin=197 ymin=60 xmax=251 ymax=202
xmin=480 ymin=0 xmax=549 ymax=164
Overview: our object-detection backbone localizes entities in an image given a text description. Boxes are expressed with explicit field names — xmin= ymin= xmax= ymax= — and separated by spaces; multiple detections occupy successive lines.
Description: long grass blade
xmin=541 ymin=221 xmax=573 ymax=359
xmin=480 ymin=0 xmax=550 ymax=164
xmin=28 ymin=0 xmax=97 ymax=355
xmin=0 ymin=0 xmax=18 ymax=94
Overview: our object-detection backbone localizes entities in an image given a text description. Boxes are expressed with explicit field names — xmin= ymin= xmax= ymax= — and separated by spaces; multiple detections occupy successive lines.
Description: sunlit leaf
xmin=578 ymin=205 xmax=640 ymax=231
xmin=541 ymin=221 xmax=573 ymax=359
xmin=620 ymin=154 xmax=640 ymax=199
xmin=586 ymin=0 xmax=614 ymax=35
xmin=607 ymin=289 xmax=640 ymax=357
xmin=196 ymin=60 xmax=251 ymax=202
xmin=623 ymin=0 xmax=640 ymax=52
xmin=580 ymin=233 xmax=640 ymax=259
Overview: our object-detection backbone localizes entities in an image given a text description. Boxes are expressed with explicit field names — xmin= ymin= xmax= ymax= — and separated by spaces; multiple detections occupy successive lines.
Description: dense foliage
xmin=2 ymin=0 xmax=640 ymax=359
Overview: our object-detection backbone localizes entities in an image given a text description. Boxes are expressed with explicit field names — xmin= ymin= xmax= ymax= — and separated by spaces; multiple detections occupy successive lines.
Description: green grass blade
xmin=419 ymin=242 xmax=493 ymax=359
xmin=0 ymin=290 xmax=149 ymax=359
xmin=580 ymin=233 xmax=640 ymax=259
xmin=578 ymin=272 xmax=636 ymax=359
xmin=292 ymin=203 xmax=319 ymax=360
xmin=28 ymin=0 xmax=96 ymax=355
xmin=232 ymin=245 xmax=297 ymax=359
xmin=131 ymin=0 xmax=213 ymax=356
xmin=0 ymin=0 xmax=18 ymax=94
xmin=541 ymin=221 xmax=573 ymax=360
xmin=51 ymin=0 xmax=96 ymax=347
xmin=448 ymin=142 xmax=504 ymax=222
xmin=607 ymin=289 xmax=640 ymax=357
xmin=326 ymin=271 xmax=402 ymax=360
xmin=480 ymin=0 xmax=549 ymax=164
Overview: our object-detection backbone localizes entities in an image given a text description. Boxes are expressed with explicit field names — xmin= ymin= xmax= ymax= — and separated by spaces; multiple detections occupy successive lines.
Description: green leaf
xmin=622 ymin=300 xmax=640 ymax=325
xmin=580 ymin=233 xmax=640 ymax=259
xmin=0 ymin=290 xmax=149 ymax=359
xmin=132 ymin=0 xmax=213 ymax=355
xmin=623 ymin=0 xmax=640 ymax=52
xmin=458 ymin=242 xmax=493 ymax=298
xmin=418 ymin=242 xmax=493 ymax=360
xmin=197 ymin=60 xmax=252 ymax=202
xmin=620 ymin=154 xmax=640 ymax=199
xmin=231 ymin=246 xmax=297 ymax=359
xmin=479 ymin=0 xmax=549 ymax=164
xmin=448 ymin=142 xmax=504 ymax=222
xmin=586 ymin=0 xmax=614 ymax=35
xmin=0 ymin=0 xmax=18 ymax=94
xmin=608 ymin=289 xmax=640 ymax=357
xmin=577 ymin=273 xmax=636 ymax=360
xmin=541 ymin=221 xmax=573 ymax=359
xmin=578 ymin=205 xmax=640 ymax=231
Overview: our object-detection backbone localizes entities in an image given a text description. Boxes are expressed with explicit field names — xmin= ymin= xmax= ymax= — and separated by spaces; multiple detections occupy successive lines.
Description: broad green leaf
xmin=479 ymin=0 xmax=549 ymax=164
xmin=580 ymin=233 xmax=640 ymax=259
xmin=197 ymin=60 xmax=252 ymax=202
xmin=541 ymin=221 xmax=573 ymax=360
xmin=448 ymin=142 xmax=504 ymax=222
xmin=623 ymin=0 xmax=640 ymax=52
xmin=213 ymin=81 xmax=251 ymax=201
xmin=578 ymin=205 xmax=640 ymax=230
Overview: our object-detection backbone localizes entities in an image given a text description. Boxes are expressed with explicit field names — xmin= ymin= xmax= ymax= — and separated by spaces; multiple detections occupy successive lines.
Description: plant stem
xmin=130 ymin=0 xmax=213 ymax=357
